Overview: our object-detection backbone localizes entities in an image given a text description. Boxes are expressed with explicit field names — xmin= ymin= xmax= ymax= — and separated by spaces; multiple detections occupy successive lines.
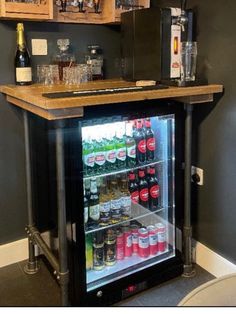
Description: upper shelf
xmin=0 ymin=0 xmax=150 ymax=23
xmin=0 ymin=79 xmax=223 ymax=121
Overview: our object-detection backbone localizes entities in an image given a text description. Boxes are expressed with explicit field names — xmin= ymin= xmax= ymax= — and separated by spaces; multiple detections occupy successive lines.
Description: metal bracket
xmin=183 ymin=226 xmax=192 ymax=238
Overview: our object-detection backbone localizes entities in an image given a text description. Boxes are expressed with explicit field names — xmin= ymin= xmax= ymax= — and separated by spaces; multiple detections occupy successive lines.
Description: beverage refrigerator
xmin=62 ymin=99 xmax=184 ymax=306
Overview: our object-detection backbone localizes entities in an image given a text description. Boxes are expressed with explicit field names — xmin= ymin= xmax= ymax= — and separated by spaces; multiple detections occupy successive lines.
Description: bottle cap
xmin=17 ymin=23 xmax=24 ymax=31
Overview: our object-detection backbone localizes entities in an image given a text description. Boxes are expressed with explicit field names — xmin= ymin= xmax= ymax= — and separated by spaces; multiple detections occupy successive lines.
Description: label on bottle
xmin=117 ymin=147 xmax=126 ymax=161
xmin=16 ymin=67 xmax=32 ymax=82
xmin=89 ymin=204 xmax=100 ymax=221
xmin=121 ymin=196 xmax=131 ymax=216
xmin=150 ymin=184 xmax=160 ymax=199
xmin=147 ymin=137 xmax=156 ymax=151
xmin=127 ymin=145 xmax=136 ymax=159
xmin=110 ymin=198 xmax=122 ymax=219
xmin=90 ymin=59 xmax=103 ymax=75
xmin=131 ymin=191 xmax=139 ymax=204
xmin=139 ymin=188 xmax=149 ymax=202
xmin=84 ymin=153 xmax=95 ymax=168
xmin=95 ymin=152 xmax=106 ymax=166
xmin=137 ymin=139 xmax=146 ymax=154
xmin=106 ymin=150 xmax=116 ymax=164
xmin=99 ymin=201 xmax=111 ymax=222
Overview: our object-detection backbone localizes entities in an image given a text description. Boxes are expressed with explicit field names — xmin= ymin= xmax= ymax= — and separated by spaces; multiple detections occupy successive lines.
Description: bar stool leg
xmin=183 ymin=104 xmax=196 ymax=278
xmin=55 ymin=122 xmax=69 ymax=306
xmin=23 ymin=110 xmax=39 ymax=275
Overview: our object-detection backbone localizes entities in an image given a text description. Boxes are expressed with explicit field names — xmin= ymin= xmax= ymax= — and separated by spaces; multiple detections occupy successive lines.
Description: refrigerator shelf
xmin=86 ymin=247 xmax=175 ymax=291
xmin=85 ymin=206 xmax=165 ymax=234
xmin=83 ymin=158 xmax=169 ymax=180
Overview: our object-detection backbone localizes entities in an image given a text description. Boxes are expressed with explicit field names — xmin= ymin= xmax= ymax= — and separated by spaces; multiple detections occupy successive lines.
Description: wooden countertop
xmin=0 ymin=79 xmax=223 ymax=120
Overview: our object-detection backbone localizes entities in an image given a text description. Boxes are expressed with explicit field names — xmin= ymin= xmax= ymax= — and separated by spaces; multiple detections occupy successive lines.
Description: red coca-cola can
xmin=155 ymin=223 xmax=167 ymax=252
xmin=116 ymin=228 xmax=124 ymax=260
xmin=130 ymin=224 xmax=139 ymax=254
xmin=138 ymin=227 xmax=149 ymax=258
xmin=123 ymin=227 xmax=133 ymax=257
xmin=147 ymin=225 xmax=158 ymax=255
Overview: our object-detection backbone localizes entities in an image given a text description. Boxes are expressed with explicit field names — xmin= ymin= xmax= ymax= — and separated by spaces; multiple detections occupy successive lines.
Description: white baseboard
xmin=0 ymin=232 xmax=55 ymax=269
xmin=0 ymin=238 xmax=28 ymax=268
xmin=194 ymin=240 xmax=236 ymax=278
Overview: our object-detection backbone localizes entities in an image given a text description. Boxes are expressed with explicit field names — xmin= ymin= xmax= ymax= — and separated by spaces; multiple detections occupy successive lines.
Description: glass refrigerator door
xmin=82 ymin=114 xmax=175 ymax=292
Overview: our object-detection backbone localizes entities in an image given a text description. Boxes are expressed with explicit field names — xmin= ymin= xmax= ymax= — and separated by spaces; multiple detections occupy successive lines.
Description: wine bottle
xmin=15 ymin=23 xmax=32 ymax=86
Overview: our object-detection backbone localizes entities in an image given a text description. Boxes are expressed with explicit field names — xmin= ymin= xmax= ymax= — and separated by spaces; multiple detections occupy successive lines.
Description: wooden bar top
xmin=0 ymin=79 xmax=223 ymax=120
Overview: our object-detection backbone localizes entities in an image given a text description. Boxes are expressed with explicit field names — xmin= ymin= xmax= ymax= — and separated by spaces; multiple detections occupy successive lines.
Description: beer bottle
xmin=128 ymin=171 xmax=139 ymax=204
xmin=148 ymin=166 xmax=160 ymax=211
xmin=115 ymin=122 xmax=127 ymax=169
xmin=110 ymin=179 xmax=122 ymax=223
xmin=120 ymin=176 xmax=132 ymax=220
xmin=84 ymin=178 xmax=91 ymax=200
xmin=134 ymin=119 xmax=146 ymax=164
xmin=99 ymin=181 xmax=111 ymax=226
xmin=94 ymin=125 xmax=106 ymax=174
xmin=138 ymin=169 xmax=149 ymax=208
xmin=145 ymin=118 xmax=156 ymax=161
xmin=93 ymin=231 xmax=105 ymax=271
xmin=82 ymin=127 xmax=95 ymax=176
xmin=104 ymin=229 xmax=117 ymax=266
xmin=126 ymin=121 xmax=136 ymax=168
xmin=88 ymin=178 xmax=100 ymax=227
xmin=105 ymin=123 xmax=117 ymax=172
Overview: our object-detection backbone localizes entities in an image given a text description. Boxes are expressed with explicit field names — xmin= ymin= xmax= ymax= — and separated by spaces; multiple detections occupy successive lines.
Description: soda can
xmin=155 ymin=223 xmax=167 ymax=252
xmin=130 ymin=224 xmax=139 ymax=254
xmin=147 ymin=225 xmax=158 ymax=255
xmin=123 ymin=226 xmax=133 ymax=257
xmin=116 ymin=228 xmax=124 ymax=260
xmin=138 ymin=227 xmax=149 ymax=258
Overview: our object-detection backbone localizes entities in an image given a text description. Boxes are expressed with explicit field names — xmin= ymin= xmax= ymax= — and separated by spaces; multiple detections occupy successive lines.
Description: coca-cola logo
xmin=131 ymin=191 xmax=139 ymax=204
xmin=147 ymin=137 xmax=156 ymax=151
xmin=140 ymin=188 xmax=149 ymax=202
xmin=138 ymin=139 xmax=146 ymax=154
xmin=150 ymin=185 xmax=160 ymax=199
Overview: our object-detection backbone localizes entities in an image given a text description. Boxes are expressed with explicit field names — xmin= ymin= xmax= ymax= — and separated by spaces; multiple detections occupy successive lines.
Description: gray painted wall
xmin=0 ymin=21 xmax=121 ymax=244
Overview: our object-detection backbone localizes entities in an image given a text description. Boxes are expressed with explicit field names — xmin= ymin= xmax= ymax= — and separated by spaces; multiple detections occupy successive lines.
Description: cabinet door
xmin=0 ymin=0 xmax=53 ymax=20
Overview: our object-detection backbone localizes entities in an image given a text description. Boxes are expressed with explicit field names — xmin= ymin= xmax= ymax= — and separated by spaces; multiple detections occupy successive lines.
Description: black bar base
xmin=182 ymin=264 xmax=196 ymax=278
xmin=24 ymin=260 xmax=40 ymax=275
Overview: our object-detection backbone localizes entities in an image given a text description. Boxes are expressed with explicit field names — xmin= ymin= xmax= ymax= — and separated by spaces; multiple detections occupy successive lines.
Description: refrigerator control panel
xmin=122 ymin=281 xmax=147 ymax=299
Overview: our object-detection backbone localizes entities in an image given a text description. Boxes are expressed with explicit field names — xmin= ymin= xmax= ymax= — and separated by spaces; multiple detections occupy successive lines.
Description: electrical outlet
xmin=31 ymin=39 xmax=48 ymax=56
xmin=191 ymin=166 xmax=204 ymax=186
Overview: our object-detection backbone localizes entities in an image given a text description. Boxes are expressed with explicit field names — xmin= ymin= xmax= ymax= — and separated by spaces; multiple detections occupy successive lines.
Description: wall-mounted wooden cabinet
xmin=53 ymin=0 xmax=150 ymax=24
xmin=0 ymin=0 xmax=150 ymax=23
xmin=0 ymin=0 xmax=53 ymax=20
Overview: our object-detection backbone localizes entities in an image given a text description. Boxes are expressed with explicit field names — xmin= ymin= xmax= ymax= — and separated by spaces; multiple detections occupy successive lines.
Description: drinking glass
xmin=37 ymin=64 xmax=59 ymax=85
xmin=181 ymin=41 xmax=197 ymax=82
